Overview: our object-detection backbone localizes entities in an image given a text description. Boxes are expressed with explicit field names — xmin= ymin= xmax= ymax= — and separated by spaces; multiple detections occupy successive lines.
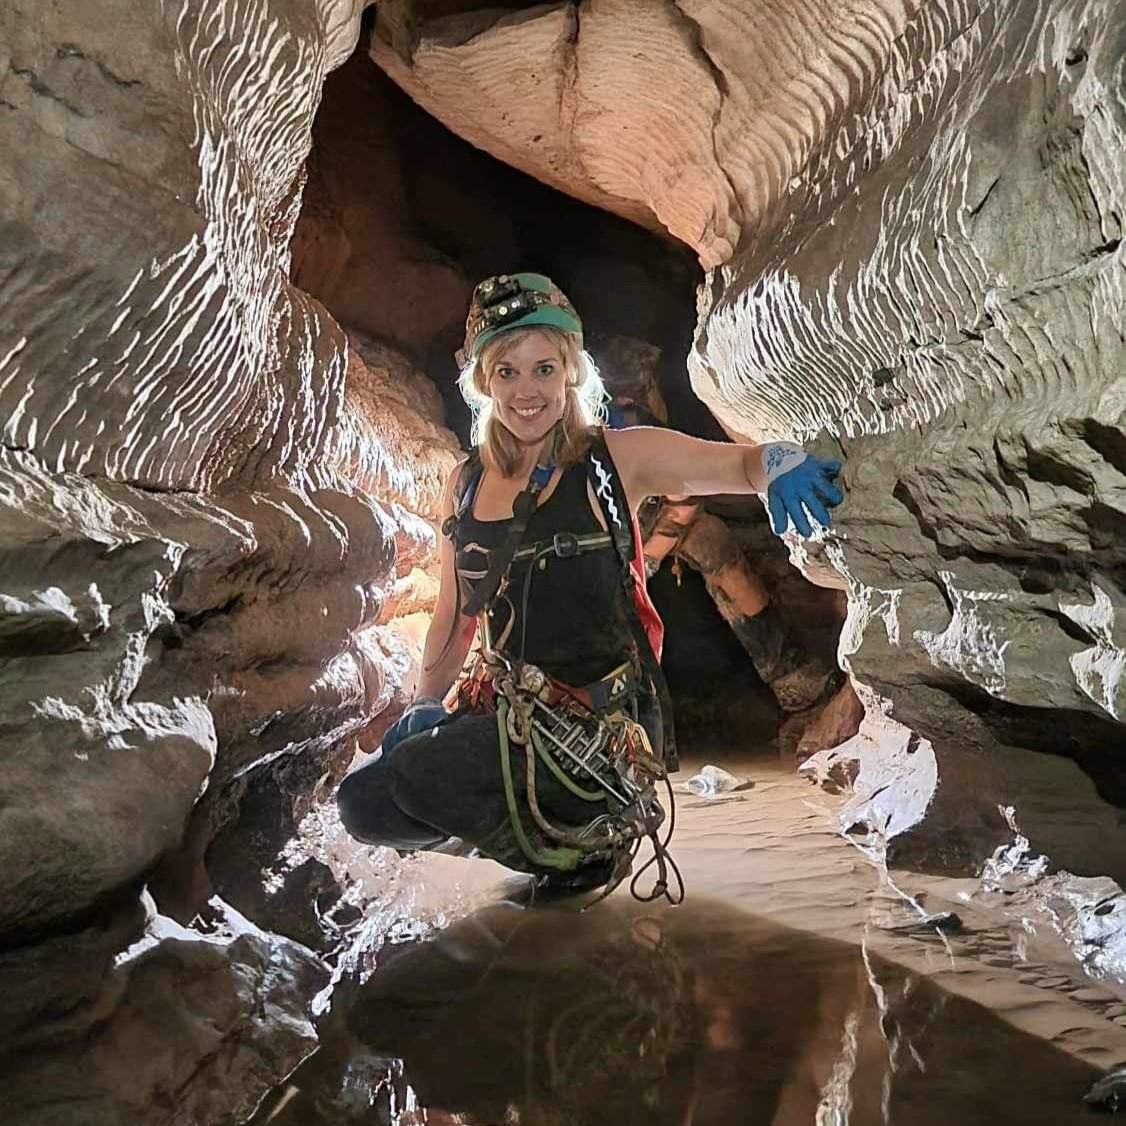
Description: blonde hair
xmin=458 ymin=327 xmax=607 ymax=477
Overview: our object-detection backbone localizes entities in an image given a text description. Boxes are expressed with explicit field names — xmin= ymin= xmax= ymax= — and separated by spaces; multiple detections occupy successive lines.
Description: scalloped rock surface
xmin=374 ymin=0 xmax=1126 ymax=864
xmin=0 ymin=0 xmax=456 ymax=1066
xmin=690 ymin=0 xmax=1126 ymax=862
xmin=371 ymin=0 xmax=951 ymax=269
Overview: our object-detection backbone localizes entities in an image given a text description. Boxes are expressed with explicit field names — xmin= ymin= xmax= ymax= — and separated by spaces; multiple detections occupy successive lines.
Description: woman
xmin=338 ymin=273 xmax=843 ymax=898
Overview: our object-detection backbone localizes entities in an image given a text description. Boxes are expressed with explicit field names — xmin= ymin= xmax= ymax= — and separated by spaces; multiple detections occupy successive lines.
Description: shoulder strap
xmin=444 ymin=451 xmax=483 ymax=538
xmin=584 ymin=430 xmax=677 ymax=768
xmin=458 ymin=455 xmax=554 ymax=619
xmin=585 ymin=429 xmax=636 ymax=567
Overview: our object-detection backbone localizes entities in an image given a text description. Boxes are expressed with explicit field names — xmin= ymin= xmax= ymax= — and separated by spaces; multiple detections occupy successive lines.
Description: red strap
xmin=629 ymin=511 xmax=664 ymax=661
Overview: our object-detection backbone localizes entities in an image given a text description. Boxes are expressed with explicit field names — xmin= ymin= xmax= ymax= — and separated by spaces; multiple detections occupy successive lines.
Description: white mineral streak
xmin=913 ymin=571 xmax=1012 ymax=697
xmin=0 ymin=0 xmax=362 ymax=492
xmin=1061 ymin=582 xmax=1126 ymax=720
xmin=814 ymin=1010 xmax=861 ymax=1126
xmin=974 ymin=807 xmax=1126 ymax=982
xmin=694 ymin=0 xmax=1124 ymax=446
xmin=838 ymin=559 xmax=905 ymax=657
xmin=799 ymin=542 xmax=938 ymax=844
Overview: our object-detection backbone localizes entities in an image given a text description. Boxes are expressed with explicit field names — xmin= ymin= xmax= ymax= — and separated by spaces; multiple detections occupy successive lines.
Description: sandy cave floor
xmin=254 ymin=752 xmax=1126 ymax=1123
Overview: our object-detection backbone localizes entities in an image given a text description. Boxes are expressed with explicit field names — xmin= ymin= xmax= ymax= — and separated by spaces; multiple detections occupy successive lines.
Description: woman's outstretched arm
xmin=604 ymin=426 xmax=843 ymax=537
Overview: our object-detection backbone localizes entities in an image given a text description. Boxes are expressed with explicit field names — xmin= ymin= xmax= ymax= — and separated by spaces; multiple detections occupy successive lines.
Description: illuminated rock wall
xmin=0 ymin=1 xmax=455 ymax=1100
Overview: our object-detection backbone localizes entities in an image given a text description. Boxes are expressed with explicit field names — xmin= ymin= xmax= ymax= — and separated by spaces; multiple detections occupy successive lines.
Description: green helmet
xmin=458 ymin=272 xmax=583 ymax=366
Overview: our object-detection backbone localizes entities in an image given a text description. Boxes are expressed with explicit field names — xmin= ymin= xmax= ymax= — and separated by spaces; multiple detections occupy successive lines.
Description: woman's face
xmin=486 ymin=331 xmax=569 ymax=445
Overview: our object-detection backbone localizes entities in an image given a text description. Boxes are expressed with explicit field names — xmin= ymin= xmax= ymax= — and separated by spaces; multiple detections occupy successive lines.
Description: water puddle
xmin=251 ymin=897 xmax=1103 ymax=1125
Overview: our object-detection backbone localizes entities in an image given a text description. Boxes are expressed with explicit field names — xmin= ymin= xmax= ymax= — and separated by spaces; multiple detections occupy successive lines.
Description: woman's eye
xmin=536 ymin=364 xmax=555 ymax=377
xmin=497 ymin=367 xmax=516 ymax=380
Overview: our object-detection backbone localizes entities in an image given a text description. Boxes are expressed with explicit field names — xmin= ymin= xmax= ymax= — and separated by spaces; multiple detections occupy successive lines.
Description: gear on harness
xmin=487 ymin=648 xmax=683 ymax=906
xmin=458 ymin=273 xmax=584 ymax=366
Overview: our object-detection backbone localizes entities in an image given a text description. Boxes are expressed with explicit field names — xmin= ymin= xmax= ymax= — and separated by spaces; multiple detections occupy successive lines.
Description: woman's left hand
xmin=760 ymin=443 xmax=844 ymax=536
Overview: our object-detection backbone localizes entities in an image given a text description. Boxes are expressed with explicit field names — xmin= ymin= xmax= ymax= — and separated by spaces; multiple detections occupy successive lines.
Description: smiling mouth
xmin=511 ymin=405 xmax=547 ymax=419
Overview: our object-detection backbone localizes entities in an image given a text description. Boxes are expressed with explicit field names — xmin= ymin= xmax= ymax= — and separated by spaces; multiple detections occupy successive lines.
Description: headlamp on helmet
xmin=458 ymin=272 xmax=583 ymax=367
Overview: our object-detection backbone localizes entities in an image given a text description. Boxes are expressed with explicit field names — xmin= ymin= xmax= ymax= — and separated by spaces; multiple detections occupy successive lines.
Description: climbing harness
xmin=444 ymin=431 xmax=684 ymax=905
xmin=487 ymin=645 xmax=683 ymax=906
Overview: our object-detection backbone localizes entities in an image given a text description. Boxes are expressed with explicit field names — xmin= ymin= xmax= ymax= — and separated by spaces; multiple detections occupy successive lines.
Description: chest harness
xmin=442 ymin=430 xmax=683 ymax=904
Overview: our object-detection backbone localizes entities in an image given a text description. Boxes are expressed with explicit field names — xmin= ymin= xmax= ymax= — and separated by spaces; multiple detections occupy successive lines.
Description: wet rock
xmin=799 ymin=738 xmax=862 ymax=797
xmin=0 ymin=892 xmax=149 ymax=1053
xmin=792 ymin=681 xmax=866 ymax=762
xmin=0 ymin=897 xmax=327 ymax=1126
xmin=332 ymin=335 xmax=462 ymax=524
xmin=1085 ymin=1066 xmax=1126 ymax=1112
xmin=207 ymin=759 xmax=345 ymax=953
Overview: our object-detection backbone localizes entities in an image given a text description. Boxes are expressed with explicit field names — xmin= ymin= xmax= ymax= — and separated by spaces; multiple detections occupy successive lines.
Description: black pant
xmin=337 ymin=713 xmax=606 ymax=873
xmin=337 ymin=705 xmax=661 ymax=875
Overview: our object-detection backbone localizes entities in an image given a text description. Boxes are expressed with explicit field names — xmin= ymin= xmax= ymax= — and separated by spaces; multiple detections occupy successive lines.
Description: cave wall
xmin=691 ymin=0 xmax=1126 ymax=862
xmin=0 ymin=0 xmax=466 ymax=1104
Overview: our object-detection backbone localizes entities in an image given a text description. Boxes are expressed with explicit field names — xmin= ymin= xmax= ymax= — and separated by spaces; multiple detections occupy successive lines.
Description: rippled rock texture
xmin=376 ymin=0 xmax=1126 ymax=867
xmin=691 ymin=0 xmax=1126 ymax=866
xmin=0 ymin=0 xmax=458 ymax=1109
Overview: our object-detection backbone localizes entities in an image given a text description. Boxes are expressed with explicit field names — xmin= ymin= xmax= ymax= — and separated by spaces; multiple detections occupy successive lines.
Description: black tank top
xmin=456 ymin=460 xmax=632 ymax=685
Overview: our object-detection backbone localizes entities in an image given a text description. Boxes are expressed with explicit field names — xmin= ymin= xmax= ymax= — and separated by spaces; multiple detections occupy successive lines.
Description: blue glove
xmin=381 ymin=698 xmax=449 ymax=753
xmin=761 ymin=443 xmax=844 ymax=537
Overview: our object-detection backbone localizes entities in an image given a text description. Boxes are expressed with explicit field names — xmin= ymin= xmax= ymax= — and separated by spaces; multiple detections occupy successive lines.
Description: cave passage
xmin=4 ymin=0 xmax=1126 ymax=1122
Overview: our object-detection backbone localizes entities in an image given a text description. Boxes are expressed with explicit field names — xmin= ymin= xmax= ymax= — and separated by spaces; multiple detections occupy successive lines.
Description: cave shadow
xmin=252 ymin=897 xmax=1102 ymax=1126
xmin=650 ymin=561 xmax=782 ymax=763
xmin=926 ymin=676 xmax=1126 ymax=812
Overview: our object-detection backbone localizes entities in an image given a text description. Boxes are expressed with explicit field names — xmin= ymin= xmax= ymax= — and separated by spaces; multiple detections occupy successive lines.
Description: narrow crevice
xmin=966 ymin=174 xmax=1000 ymax=217
xmin=12 ymin=66 xmax=90 ymax=118
xmin=55 ymin=43 xmax=142 ymax=88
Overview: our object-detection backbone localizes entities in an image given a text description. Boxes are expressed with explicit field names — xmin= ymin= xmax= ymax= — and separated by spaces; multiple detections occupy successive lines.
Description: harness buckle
xmin=552 ymin=532 xmax=579 ymax=558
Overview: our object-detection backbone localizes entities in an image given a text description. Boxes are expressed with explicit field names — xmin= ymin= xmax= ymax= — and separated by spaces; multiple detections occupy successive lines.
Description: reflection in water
xmin=253 ymin=899 xmax=1100 ymax=1125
